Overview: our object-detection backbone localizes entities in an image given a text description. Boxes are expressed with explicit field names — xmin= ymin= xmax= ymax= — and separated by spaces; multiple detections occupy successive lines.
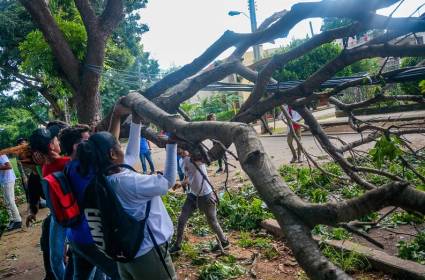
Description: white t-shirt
xmin=107 ymin=122 xmax=176 ymax=257
xmin=0 ymin=155 xmax=16 ymax=184
xmin=280 ymin=105 xmax=302 ymax=122
xmin=183 ymin=157 xmax=212 ymax=197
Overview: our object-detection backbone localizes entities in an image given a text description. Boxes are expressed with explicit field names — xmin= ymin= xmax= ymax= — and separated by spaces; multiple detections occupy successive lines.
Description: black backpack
xmin=82 ymin=164 xmax=172 ymax=279
xmin=82 ymin=164 xmax=150 ymax=262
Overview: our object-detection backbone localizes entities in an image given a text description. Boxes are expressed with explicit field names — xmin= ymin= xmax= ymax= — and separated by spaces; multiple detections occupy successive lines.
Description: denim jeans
xmin=70 ymin=242 xmax=120 ymax=280
xmin=50 ymin=216 xmax=67 ymax=280
xmin=139 ymin=151 xmax=155 ymax=174
xmin=41 ymin=215 xmax=55 ymax=280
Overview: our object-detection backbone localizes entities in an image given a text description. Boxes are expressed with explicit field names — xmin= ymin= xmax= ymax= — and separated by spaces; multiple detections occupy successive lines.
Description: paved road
xmin=148 ymin=133 xmax=417 ymax=171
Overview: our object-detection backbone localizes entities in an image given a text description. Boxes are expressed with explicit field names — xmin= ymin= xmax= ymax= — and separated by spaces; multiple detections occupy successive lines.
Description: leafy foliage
xmin=369 ymin=136 xmax=402 ymax=168
xmin=313 ymin=225 xmax=352 ymax=241
xmin=397 ymin=231 xmax=425 ymax=264
xmin=180 ymin=93 xmax=240 ymax=121
xmin=321 ymin=244 xmax=370 ymax=273
xmin=271 ymin=39 xmax=378 ymax=84
xmin=390 ymin=211 xmax=425 ymax=225
xmin=400 ymin=57 xmax=425 ymax=95
xmin=218 ymin=185 xmax=272 ymax=231
xmin=199 ymin=259 xmax=245 ymax=280
xmin=0 ymin=107 xmax=40 ymax=149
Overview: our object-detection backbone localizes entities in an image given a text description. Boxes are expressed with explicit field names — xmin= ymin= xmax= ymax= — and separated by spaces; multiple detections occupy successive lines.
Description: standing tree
xmin=18 ymin=0 xmax=148 ymax=125
xmin=103 ymin=1 xmax=425 ymax=279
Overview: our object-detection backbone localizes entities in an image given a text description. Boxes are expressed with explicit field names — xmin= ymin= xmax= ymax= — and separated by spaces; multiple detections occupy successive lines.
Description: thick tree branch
xmin=99 ymin=0 xmax=124 ymax=34
xmin=19 ymin=0 xmax=81 ymax=91
xmin=239 ymin=23 xmax=365 ymax=113
xmin=120 ymin=91 xmax=351 ymax=279
xmin=235 ymin=44 xmax=425 ymax=124
xmin=74 ymin=0 xmax=99 ymax=34
xmin=330 ymin=94 xmax=424 ymax=111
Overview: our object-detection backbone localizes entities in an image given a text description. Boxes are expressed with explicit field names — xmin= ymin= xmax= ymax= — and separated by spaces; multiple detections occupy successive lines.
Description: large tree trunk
xmin=20 ymin=0 xmax=123 ymax=125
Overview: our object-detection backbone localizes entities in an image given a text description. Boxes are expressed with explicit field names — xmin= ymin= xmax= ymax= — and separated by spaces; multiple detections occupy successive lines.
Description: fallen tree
xmin=96 ymin=0 xmax=425 ymax=279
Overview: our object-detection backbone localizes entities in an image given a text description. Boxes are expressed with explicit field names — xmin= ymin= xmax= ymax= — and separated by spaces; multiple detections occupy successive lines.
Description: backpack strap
xmin=147 ymin=225 xmax=172 ymax=280
xmin=104 ymin=163 xmax=137 ymax=174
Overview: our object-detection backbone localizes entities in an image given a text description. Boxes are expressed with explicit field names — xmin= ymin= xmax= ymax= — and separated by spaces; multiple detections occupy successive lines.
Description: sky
xmin=139 ymin=0 xmax=424 ymax=69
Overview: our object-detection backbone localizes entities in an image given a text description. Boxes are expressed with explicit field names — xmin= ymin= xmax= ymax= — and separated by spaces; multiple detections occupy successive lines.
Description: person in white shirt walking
xmin=0 ymin=154 xmax=22 ymax=231
xmin=170 ymin=150 xmax=229 ymax=253
xmin=279 ymin=105 xmax=303 ymax=163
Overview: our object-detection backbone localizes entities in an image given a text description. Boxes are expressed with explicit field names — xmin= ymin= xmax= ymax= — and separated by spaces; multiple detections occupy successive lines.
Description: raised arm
xmin=124 ymin=116 xmax=141 ymax=167
xmin=162 ymin=143 xmax=177 ymax=188
xmin=108 ymin=101 xmax=131 ymax=141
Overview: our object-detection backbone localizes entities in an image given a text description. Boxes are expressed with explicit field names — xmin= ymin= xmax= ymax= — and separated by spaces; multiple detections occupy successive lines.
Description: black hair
xmin=29 ymin=128 xmax=54 ymax=154
xmin=47 ymin=120 xmax=69 ymax=138
xmin=16 ymin=138 xmax=28 ymax=145
xmin=77 ymin=131 xmax=120 ymax=176
xmin=58 ymin=126 xmax=89 ymax=156
xmin=206 ymin=113 xmax=216 ymax=121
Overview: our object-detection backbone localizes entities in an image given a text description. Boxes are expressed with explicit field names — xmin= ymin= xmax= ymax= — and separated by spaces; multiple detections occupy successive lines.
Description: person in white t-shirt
xmin=170 ymin=150 xmax=229 ymax=253
xmin=0 ymin=154 xmax=22 ymax=231
xmin=279 ymin=105 xmax=303 ymax=163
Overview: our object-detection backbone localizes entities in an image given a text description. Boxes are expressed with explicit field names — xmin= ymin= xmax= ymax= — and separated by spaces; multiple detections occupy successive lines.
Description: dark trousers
xmin=175 ymin=193 xmax=227 ymax=247
xmin=41 ymin=215 xmax=55 ymax=280
xmin=139 ymin=151 xmax=155 ymax=174
xmin=70 ymin=242 xmax=121 ymax=280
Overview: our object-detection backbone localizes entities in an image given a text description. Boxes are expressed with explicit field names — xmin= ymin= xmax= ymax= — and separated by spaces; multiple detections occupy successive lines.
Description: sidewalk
xmin=254 ymin=108 xmax=425 ymax=135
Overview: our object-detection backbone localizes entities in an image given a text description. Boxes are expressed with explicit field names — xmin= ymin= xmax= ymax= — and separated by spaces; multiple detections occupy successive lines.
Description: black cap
xmin=29 ymin=128 xmax=54 ymax=154
xmin=16 ymin=138 xmax=28 ymax=145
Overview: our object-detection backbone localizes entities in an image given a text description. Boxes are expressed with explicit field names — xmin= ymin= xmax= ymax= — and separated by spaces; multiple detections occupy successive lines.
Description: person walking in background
xmin=206 ymin=113 xmax=224 ymax=173
xmin=280 ymin=105 xmax=303 ymax=163
xmin=15 ymin=138 xmax=32 ymax=203
xmin=139 ymin=137 xmax=155 ymax=174
xmin=0 ymin=154 xmax=22 ymax=231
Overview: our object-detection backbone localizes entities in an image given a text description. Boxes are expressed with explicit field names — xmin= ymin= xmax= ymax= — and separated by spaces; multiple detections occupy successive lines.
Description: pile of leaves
xmin=198 ymin=256 xmax=245 ymax=280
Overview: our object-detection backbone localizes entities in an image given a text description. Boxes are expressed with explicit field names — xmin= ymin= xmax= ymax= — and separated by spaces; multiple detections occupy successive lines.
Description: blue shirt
xmin=66 ymin=160 xmax=94 ymax=244
xmin=140 ymin=138 xmax=150 ymax=154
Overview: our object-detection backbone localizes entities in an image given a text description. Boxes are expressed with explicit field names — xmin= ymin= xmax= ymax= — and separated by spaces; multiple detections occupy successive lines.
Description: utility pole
xmin=309 ymin=21 xmax=315 ymax=37
xmin=248 ymin=0 xmax=261 ymax=62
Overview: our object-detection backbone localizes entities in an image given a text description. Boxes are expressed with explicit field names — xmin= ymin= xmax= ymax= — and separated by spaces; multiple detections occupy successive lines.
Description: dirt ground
xmin=0 ymin=130 xmax=423 ymax=279
xmin=0 ymin=167 xmax=403 ymax=280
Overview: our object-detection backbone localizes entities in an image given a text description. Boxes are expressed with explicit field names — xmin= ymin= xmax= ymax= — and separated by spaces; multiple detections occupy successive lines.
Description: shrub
xmin=218 ymin=188 xmax=272 ymax=230
xmin=397 ymin=231 xmax=425 ymax=264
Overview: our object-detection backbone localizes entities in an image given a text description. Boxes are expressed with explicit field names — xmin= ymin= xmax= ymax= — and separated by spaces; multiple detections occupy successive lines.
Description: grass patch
xmin=321 ymin=244 xmax=371 ymax=273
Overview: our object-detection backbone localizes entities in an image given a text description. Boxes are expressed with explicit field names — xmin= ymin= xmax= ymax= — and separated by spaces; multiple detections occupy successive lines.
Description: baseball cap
xmin=29 ymin=128 xmax=55 ymax=154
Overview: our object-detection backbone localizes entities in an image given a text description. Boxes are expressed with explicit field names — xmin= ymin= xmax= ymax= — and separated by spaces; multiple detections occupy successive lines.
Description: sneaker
xmin=169 ymin=245 xmax=181 ymax=255
xmin=6 ymin=221 xmax=22 ymax=232
xmin=212 ymin=239 xmax=230 ymax=251
xmin=215 ymin=168 xmax=223 ymax=174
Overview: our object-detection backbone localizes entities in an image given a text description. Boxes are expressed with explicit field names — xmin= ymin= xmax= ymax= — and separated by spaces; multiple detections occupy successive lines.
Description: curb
xmin=261 ymin=219 xmax=425 ymax=280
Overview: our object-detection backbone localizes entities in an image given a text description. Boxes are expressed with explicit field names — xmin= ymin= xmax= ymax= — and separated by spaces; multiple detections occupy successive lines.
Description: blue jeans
xmin=140 ymin=151 xmax=155 ymax=174
xmin=50 ymin=216 xmax=67 ymax=280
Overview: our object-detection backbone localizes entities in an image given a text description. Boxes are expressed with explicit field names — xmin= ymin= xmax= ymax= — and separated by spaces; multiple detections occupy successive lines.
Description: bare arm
xmin=108 ymin=102 xmax=131 ymax=140
xmin=0 ymin=162 xmax=12 ymax=170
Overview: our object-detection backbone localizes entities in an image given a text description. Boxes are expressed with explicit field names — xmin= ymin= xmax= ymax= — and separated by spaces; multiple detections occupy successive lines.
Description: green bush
xmin=391 ymin=211 xmax=425 ymax=225
xmin=218 ymin=186 xmax=272 ymax=231
xmin=397 ymin=231 xmax=425 ymax=264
